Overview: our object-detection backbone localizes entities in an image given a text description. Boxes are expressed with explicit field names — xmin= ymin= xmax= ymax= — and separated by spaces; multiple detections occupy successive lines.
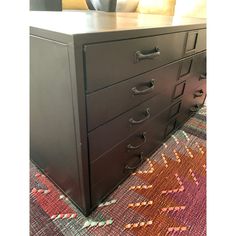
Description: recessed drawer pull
xmin=132 ymin=79 xmax=155 ymax=95
xmin=135 ymin=47 xmax=161 ymax=63
xmin=190 ymin=104 xmax=201 ymax=112
xmin=194 ymin=89 xmax=204 ymax=98
xmin=127 ymin=132 xmax=147 ymax=150
xmin=125 ymin=152 xmax=144 ymax=170
xmin=129 ymin=108 xmax=150 ymax=124
xmin=199 ymin=73 xmax=206 ymax=80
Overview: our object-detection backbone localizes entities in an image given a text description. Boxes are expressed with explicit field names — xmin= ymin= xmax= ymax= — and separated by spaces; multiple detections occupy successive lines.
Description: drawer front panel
xmin=85 ymin=32 xmax=186 ymax=92
xmin=177 ymin=84 xmax=206 ymax=125
xmin=184 ymin=29 xmax=206 ymax=56
xmin=185 ymin=51 xmax=206 ymax=92
xmin=89 ymin=95 xmax=180 ymax=162
xmin=178 ymin=51 xmax=206 ymax=93
xmin=196 ymin=29 xmax=206 ymax=52
xmin=173 ymin=81 xmax=186 ymax=99
xmin=90 ymin=106 xmax=178 ymax=206
xmin=87 ymin=61 xmax=180 ymax=131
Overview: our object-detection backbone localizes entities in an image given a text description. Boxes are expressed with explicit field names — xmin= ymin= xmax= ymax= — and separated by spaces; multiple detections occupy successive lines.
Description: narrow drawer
xmin=89 ymin=95 xmax=181 ymax=162
xmin=87 ymin=61 xmax=180 ymax=131
xmin=196 ymin=29 xmax=206 ymax=52
xmin=184 ymin=29 xmax=206 ymax=56
xmin=177 ymin=84 xmax=206 ymax=125
xmin=90 ymin=105 xmax=179 ymax=206
xmin=178 ymin=51 xmax=206 ymax=93
xmin=191 ymin=51 xmax=206 ymax=87
xmin=85 ymin=32 xmax=186 ymax=92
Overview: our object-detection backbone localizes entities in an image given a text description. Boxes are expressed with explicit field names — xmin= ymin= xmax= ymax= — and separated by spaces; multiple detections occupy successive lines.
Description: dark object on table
xmin=30 ymin=0 xmax=62 ymax=11
xmin=85 ymin=0 xmax=95 ymax=10
xmin=87 ymin=0 xmax=140 ymax=12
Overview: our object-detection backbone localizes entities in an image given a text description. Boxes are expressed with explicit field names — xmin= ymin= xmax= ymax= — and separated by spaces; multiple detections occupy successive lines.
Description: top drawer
xmin=84 ymin=32 xmax=186 ymax=93
xmin=184 ymin=29 xmax=206 ymax=56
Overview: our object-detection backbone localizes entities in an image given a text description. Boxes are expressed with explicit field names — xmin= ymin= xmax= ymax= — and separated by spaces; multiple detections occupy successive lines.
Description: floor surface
xmin=30 ymin=106 xmax=206 ymax=236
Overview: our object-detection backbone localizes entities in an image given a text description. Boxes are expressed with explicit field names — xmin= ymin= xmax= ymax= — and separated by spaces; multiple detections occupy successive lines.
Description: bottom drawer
xmin=90 ymin=103 xmax=181 ymax=207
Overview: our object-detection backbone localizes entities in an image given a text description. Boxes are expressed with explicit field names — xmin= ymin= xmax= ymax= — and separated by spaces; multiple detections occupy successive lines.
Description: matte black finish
xmin=186 ymin=51 xmax=206 ymax=91
xmin=30 ymin=36 xmax=89 ymax=213
xmin=88 ymin=61 xmax=184 ymax=161
xmin=184 ymin=29 xmax=206 ymax=56
xmin=87 ymin=59 xmax=181 ymax=131
xmin=90 ymin=104 xmax=175 ymax=206
xmin=85 ymin=32 xmax=186 ymax=92
xmin=177 ymin=84 xmax=206 ymax=126
xmin=88 ymin=94 xmax=169 ymax=162
xmin=30 ymin=12 xmax=206 ymax=215
xmin=30 ymin=0 xmax=62 ymax=11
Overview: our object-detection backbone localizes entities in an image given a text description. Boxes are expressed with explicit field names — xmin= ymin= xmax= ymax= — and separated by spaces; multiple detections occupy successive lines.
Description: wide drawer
xmin=84 ymin=32 xmax=186 ymax=92
xmin=89 ymin=96 xmax=183 ymax=162
xmin=87 ymin=60 xmax=180 ymax=131
xmin=90 ymin=105 xmax=180 ymax=206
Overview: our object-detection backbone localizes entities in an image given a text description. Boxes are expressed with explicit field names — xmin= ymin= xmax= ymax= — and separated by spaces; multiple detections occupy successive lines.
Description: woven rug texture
xmin=30 ymin=106 xmax=206 ymax=236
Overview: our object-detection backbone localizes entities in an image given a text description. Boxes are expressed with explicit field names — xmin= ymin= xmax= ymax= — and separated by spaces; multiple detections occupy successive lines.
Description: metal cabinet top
xmin=30 ymin=11 xmax=206 ymax=36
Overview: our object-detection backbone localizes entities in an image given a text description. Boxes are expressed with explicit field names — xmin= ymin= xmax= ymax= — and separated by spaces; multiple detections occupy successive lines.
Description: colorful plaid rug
xmin=30 ymin=106 xmax=206 ymax=236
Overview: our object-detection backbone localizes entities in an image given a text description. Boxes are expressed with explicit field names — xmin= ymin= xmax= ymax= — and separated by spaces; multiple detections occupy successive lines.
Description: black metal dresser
xmin=30 ymin=12 xmax=206 ymax=216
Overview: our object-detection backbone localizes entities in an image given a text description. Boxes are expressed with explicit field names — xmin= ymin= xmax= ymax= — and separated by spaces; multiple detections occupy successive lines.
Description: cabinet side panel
xmin=30 ymin=36 xmax=84 ymax=210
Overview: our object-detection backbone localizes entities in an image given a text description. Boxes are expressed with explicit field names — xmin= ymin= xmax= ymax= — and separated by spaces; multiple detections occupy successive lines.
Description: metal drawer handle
xmin=135 ymin=47 xmax=160 ymax=62
xmin=194 ymin=89 xmax=204 ymax=98
xmin=129 ymin=108 xmax=150 ymax=125
xmin=125 ymin=152 xmax=144 ymax=170
xmin=190 ymin=104 xmax=201 ymax=112
xmin=199 ymin=73 xmax=206 ymax=80
xmin=132 ymin=79 xmax=155 ymax=95
xmin=127 ymin=132 xmax=147 ymax=150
